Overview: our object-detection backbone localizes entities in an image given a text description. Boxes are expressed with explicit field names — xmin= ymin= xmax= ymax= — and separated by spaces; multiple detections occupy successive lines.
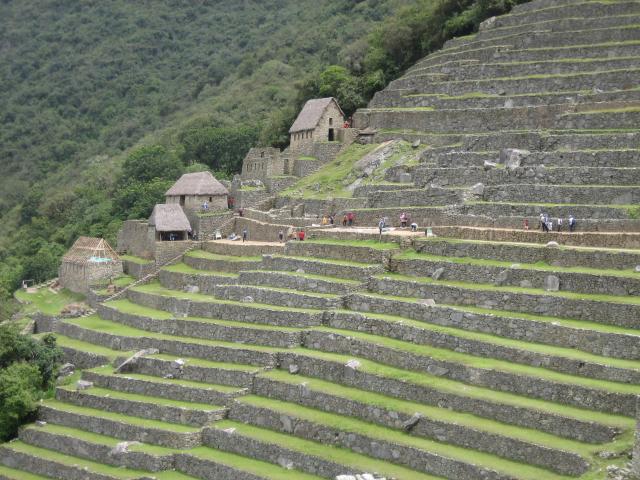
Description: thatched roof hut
xmin=289 ymin=97 xmax=344 ymax=133
xmin=165 ymin=171 xmax=229 ymax=211
xmin=59 ymin=237 xmax=123 ymax=293
xmin=148 ymin=204 xmax=191 ymax=240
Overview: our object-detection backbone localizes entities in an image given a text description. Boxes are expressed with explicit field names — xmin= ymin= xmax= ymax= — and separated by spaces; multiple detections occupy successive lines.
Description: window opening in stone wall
xmin=179 ymin=195 xmax=185 ymax=206
xmin=329 ymin=118 xmax=333 ymax=126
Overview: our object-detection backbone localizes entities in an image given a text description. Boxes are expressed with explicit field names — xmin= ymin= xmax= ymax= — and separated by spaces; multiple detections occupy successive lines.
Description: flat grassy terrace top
xmin=14 ymin=287 xmax=84 ymax=316
xmin=303 ymin=237 xmax=400 ymax=250
xmin=185 ymin=250 xmax=261 ymax=262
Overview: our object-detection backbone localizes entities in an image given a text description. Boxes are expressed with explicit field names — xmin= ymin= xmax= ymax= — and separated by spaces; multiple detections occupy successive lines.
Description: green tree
xmin=0 ymin=362 xmax=41 ymax=440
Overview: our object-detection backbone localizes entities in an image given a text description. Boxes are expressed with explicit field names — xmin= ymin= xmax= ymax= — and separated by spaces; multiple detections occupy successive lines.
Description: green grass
xmin=185 ymin=250 xmax=261 ymax=262
xmin=0 ymin=464 xmax=53 ymax=480
xmin=286 ymin=347 xmax=634 ymax=428
xmin=211 ymin=420 xmax=443 ymax=480
xmin=87 ymin=365 xmax=241 ymax=393
xmin=396 ymin=250 xmax=640 ymax=278
xmin=186 ymin=447 xmax=324 ymax=480
xmin=257 ymin=369 xmax=628 ymax=458
xmin=105 ymin=299 xmax=174 ymax=319
xmin=376 ymin=272 xmax=640 ymax=306
xmin=242 ymin=269 xmax=362 ymax=285
xmin=240 ymin=284 xmax=340 ymax=299
xmin=14 ymin=287 xmax=85 ymax=316
xmin=149 ymin=353 xmax=260 ymax=372
xmin=51 ymin=333 xmax=133 ymax=360
xmin=274 ymin=254 xmax=378 ymax=267
xmin=314 ymin=326 xmax=640 ymax=395
xmin=120 ymin=254 xmax=153 ymax=265
xmin=569 ymin=106 xmax=640 ymax=115
xmin=235 ymin=395 xmax=573 ymax=480
xmin=58 ymin=384 xmax=224 ymax=411
xmin=304 ymin=237 xmax=400 ymax=250
xmin=279 ymin=142 xmax=379 ymax=199
xmin=162 ymin=263 xmax=239 ymax=276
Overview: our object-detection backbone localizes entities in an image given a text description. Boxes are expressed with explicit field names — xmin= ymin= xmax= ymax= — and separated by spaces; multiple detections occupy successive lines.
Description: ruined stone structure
xmin=4 ymin=1 xmax=640 ymax=479
xmin=58 ymin=237 xmax=123 ymax=294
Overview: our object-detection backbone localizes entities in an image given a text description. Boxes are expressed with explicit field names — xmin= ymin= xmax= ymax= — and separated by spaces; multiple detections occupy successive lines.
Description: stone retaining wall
xmin=261 ymin=255 xmax=385 ymax=281
xmin=239 ymin=270 xmax=363 ymax=295
xmin=174 ymin=453 xmax=264 ymax=480
xmin=214 ymin=284 xmax=342 ymax=310
xmin=158 ymin=269 xmax=236 ymax=295
xmin=366 ymin=187 xmax=461 ymax=208
xmin=203 ymin=240 xmax=284 ymax=256
xmin=285 ymin=241 xmax=398 ymax=264
xmin=183 ymin=254 xmax=262 ymax=273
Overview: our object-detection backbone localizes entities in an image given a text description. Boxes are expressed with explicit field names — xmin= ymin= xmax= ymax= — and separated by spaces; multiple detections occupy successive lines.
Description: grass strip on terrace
xmin=396 ymin=250 xmax=640 ymax=278
xmin=211 ymin=420 xmax=443 ymax=480
xmin=257 ymin=369 xmax=630 ymax=458
xmin=286 ymin=348 xmax=634 ymax=428
xmin=314 ymin=326 xmax=640 ymax=394
xmin=273 ymin=254 xmax=378 ymax=267
xmin=303 ymin=238 xmax=400 ymax=250
xmin=132 ymin=282 xmax=322 ymax=313
xmin=63 ymin=315 xmax=281 ymax=353
xmin=235 ymin=284 xmax=340 ymax=299
xmin=0 ymin=464 xmax=53 ymax=480
xmin=87 ymin=365 xmax=241 ymax=394
xmin=149 ymin=353 xmax=261 ymax=372
xmin=357 ymin=290 xmax=640 ymax=336
xmin=2 ymin=441 xmax=151 ymax=479
xmin=185 ymin=250 xmax=262 ymax=262
xmin=375 ymin=272 xmax=640 ymax=306
xmin=186 ymin=446 xmax=324 ymax=480
xmin=162 ymin=263 xmax=239 ymax=277
xmin=331 ymin=308 xmax=640 ymax=371
xmin=242 ymin=269 xmax=362 ymax=285
xmin=57 ymin=385 xmax=224 ymax=411
xmin=105 ymin=298 xmax=305 ymax=331
xmin=49 ymin=333 xmax=134 ymax=360
xmin=120 ymin=254 xmax=153 ymax=265
xmin=235 ymin=395 xmax=572 ymax=480
xmin=14 ymin=288 xmax=85 ymax=316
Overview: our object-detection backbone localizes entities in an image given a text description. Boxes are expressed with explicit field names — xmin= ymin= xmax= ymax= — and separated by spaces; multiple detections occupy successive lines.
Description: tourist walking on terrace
xmin=347 ymin=212 xmax=355 ymax=227
xmin=411 ymin=222 xmax=418 ymax=232
xmin=298 ymin=230 xmax=306 ymax=241
xmin=569 ymin=215 xmax=576 ymax=232
xmin=523 ymin=219 xmax=529 ymax=230
xmin=242 ymin=228 xmax=248 ymax=242
xmin=539 ymin=213 xmax=545 ymax=231
xmin=278 ymin=230 xmax=284 ymax=242
xmin=400 ymin=212 xmax=408 ymax=228
xmin=342 ymin=214 xmax=348 ymax=227
xmin=329 ymin=215 xmax=334 ymax=225
xmin=378 ymin=218 xmax=385 ymax=239
xmin=557 ymin=217 xmax=563 ymax=232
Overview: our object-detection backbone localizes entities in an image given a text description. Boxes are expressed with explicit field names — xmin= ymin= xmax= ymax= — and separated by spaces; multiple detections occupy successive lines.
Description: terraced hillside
xmin=2 ymin=0 xmax=640 ymax=479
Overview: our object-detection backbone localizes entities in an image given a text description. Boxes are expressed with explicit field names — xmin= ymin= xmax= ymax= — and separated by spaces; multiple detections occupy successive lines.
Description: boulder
xmin=76 ymin=380 xmax=93 ymax=391
xmin=242 ymin=296 xmax=254 ymax=303
xmin=398 ymin=172 xmax=413 ymax=183
xmin=544 ymin=275 xmax=560 ymax=292
xmin=431 ymin=267 xmax=445 ymax=281
xmin=418 ymin=298 xmax=436 ymax=307
xmin=401 ymin=413 xmax=422 ymax=432
xmin=114 ymin=348 xmax=160 ymax=373
xmin=58 ymin=363 xmax=75 ymax=378
xmin=479 ymin=15 xmax=497 ymax=31
xmin=60 ymin=303 xmax=92 ymax=318
xmin=494 ymin=269 xmax=509 ymax=286
xmin=411 ymin=139 xmax=421 ymax=149
xmin=110 ymin=441 xmax=141 ymax=456
xmin=184 ymin=285 xmax=200 ymax=294
xmin=483 ymin=161 xmax=497 ymax=170
xmin=500 ymin=148 xmax=530 ymax=170
xmin=470 ymin=182 xmax=485 ymax=196
xmin=546 ymin=241 xmax=560 ymax=248
xmin=635 ymin=265 xmax=640 ymax=273
xmin=345 ymin=359 xmax=361 ymax=370
xmin=288 ymin=364 xmax=300 ymax=374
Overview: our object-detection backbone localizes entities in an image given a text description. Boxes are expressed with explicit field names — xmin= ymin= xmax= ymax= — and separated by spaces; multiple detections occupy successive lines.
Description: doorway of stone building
xmin=328 ymin=128 xmax=335 ymax=141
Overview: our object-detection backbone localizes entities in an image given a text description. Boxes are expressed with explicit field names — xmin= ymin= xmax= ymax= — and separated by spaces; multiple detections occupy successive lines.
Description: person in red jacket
xmin=298 ymin=230 xmax=306 ymax=241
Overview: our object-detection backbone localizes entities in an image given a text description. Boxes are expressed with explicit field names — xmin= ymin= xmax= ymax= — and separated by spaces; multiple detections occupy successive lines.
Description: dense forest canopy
xmin=0 ymin=0 xmax=528 ymax=319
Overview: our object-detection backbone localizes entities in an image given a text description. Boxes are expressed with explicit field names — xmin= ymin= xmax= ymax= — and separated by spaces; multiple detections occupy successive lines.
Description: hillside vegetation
xmin=0 ymin=0 xmax=528 ymax=319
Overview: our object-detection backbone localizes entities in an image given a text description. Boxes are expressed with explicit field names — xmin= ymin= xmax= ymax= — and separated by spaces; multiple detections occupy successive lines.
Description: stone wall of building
xmin=116 ymin=220 xmax=155 ymax=259
xmin=167 ymin=194 xmax=227 ymax=211
xmin=293 ymin=158 xmax=322 ymax=178
xmin=153 ymin=241 xmax=195 ymax=265
xmin=240 ymin=147 xmax=284 ymax=181
xmin=59 ymin=260 xmax=124 ymax=294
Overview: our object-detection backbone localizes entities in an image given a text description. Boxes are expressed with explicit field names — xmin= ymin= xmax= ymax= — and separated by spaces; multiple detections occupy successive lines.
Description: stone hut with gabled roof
xmin=59 ymin=237 xmax=123 ymax=293
xmin=166 ymin=171 xmax=229 ymax=211
xmin=149 ymin=204 xmax=192 ymax=241
xmin=289 ymin=97 xmax=345 ymax=154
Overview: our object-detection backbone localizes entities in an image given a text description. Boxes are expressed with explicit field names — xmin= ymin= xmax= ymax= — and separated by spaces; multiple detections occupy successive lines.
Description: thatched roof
xmin=289 ymin=98 xmax=344 ymax=133
xmin=62 ymin=237 xmax=120 ymax=265
xmin=165 ymin=171 xmax=228 ymax=196
xmin=149 ymin=204 xmax=192 ymax=232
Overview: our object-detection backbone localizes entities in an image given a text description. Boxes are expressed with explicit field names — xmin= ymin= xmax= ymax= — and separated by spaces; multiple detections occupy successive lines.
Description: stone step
xmin=261 ymin=254 xmax=385 ymax=281
xmin=99 ymin=300 xmax=304 ymax=348
xmin=54 ymin=385 xmax=226 ymax=427
xmin=305 ymin=327 xmax=639 ymax=415
xmin=443 ymin=13 xmax=640 ymax=48
xmin=229 ymin=396 xmax=584 ymax=480
xmin=183 ymin=250 xmax=262 ymax=273
xmin=204 ymin=420 xmax=445 ymax=480
xmin=377 ymin=88 xmax=640 ymax=110
xmin=427 ymin=149 xmax=640 ymax=168
xmin=284 ymin=238 xmax=400 ymax=263
xmin=277 ymin=350 xmax=623 ymax=444
xmin=0 ymin=464 xmax=53 ymax=480
xmin=213 ymin=284 xmax=344 ymax=310
xmin=38 ymin=400 xmax=202 ymax=449
xmin=414 ymin=236 xmax=640 ymax=271
xmin=0 ymin=441 xmax=147 ymax=480
xmin=175 ymin=447 xmax=324 ymax=480
xmin=413 ymin=41 xmax=640 ymax=72
xmin=159 ymin=264 xmax=237 ymax=295
xmin=124 ymin=354 xmax=261 ymax=388
xmin=391 ymin=250 xmax=640 ymax=296
xmin=368 ymin=274 xmax=640 ymax=330
xmin=428 ymin=225 xmax=640 ymax=249
xmin=237 ymin=270 xmax=364 ymax=295
xmin=81 ymin=366 xmax=247 ymax=405
xmin=18 ymin=423 xmax=174 ymax=473
xmin=127 ymin=283 xmax=324 ymax=327
xmin=479 ymin=182 xmax=640 ymax=205
xmin=55 ymin=316 xmax=278 ymax=367
xmin=344 ymin=292 xmax=640 ymax=361
xmin=327 ymin=306 xmax=640 ymax=377
xmin=252 ymin=370 xmax=591 ymax=476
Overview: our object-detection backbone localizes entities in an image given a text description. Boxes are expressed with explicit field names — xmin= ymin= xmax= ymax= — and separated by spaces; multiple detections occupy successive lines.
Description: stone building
xmin=148 ymin=204 xmax=192 ymax=241
xmin=289 ymin=97 xmax=345 ymax=154
xmin=58 ymin=237 xmax=123 ymax=294
xmin=165 ymin=171 xmax=229 ymax=211
xmin=240 ymin=147 xmax=288 ymax=181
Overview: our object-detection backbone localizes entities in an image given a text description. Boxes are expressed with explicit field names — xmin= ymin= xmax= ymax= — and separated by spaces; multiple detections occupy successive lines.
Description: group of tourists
xmin=321 ymin=215 xmax=335 ymax=226
xmin=342 ymin=212 xmax=356 ymax=227
xmin=530 ymin=213 xmax=576 ymax=232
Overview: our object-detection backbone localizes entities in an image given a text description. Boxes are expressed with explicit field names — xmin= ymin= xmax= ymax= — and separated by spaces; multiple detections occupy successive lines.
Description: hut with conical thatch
xmin=148 ymin=204 xmax=192 ymax=241
xmin=58 ymin=237 xmax=123 ymax=293
xmin=165 ymin=171 xmax=229 ymax=211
